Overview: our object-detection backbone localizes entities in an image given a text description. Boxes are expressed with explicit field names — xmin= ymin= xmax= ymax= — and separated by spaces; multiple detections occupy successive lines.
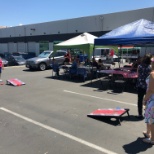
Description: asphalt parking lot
xmin=0 ymin=66 xmax=153 ymax=154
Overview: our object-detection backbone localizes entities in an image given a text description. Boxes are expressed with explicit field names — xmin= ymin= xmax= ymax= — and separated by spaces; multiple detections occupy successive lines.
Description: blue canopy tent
xmin=91 ymin=19 xmax=154 ymax=82
xmin=93 ymin=19 xmax=154 ymax=69
xmin=94 ymin=19 xmax=154 ymax=46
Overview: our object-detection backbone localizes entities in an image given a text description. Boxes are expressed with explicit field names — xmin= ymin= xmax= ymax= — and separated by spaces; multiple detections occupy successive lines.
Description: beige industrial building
xmin=0 ymin=7 xmax=154 ymax=56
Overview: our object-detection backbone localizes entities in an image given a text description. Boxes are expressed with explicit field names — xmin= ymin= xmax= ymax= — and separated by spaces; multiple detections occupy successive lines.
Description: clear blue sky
xmin=0 ymin=0 xmax=154 ymax=27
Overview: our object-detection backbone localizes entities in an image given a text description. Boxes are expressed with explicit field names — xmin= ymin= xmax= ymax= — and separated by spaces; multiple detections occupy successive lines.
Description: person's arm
xmin=1 ymin=61 xmax=4 ymax=70
xmin=143 ymin=72 xmax=154 ymax=102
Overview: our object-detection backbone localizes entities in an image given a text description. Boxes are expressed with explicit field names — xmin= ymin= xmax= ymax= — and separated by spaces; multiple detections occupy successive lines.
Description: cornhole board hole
xmin=6 ymin=78 xmax=25 ymax=86
xmin=87 ymin=108 xmax=130 ymax=125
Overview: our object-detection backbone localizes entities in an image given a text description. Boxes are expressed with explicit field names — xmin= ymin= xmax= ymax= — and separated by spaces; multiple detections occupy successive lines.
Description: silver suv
xmin=26 ymin=50 xmax=66 ymax=71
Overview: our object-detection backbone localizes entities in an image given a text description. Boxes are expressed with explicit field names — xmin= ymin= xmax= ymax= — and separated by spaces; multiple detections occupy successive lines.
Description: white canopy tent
xmin=55 ymin=32 xmax=97 ymax=45
xmin=54 ymin=32 xmax=97 ymax=58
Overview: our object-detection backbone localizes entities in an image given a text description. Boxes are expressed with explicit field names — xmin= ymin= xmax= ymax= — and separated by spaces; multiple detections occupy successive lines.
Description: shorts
xmin=144 ymin=98 xmax=154 ymax=124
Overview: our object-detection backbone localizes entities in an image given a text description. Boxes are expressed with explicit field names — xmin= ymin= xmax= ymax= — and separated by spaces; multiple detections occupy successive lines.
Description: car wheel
xmin=39 ymin=63 xmax=46 ymax=71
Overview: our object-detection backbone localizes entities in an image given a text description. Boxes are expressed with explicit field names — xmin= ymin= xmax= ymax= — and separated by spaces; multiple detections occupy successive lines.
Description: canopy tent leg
xmin=118 ymin=45 xmax=122 ymax=68
xmin=90 ymin=46 xmax=96 ymax=85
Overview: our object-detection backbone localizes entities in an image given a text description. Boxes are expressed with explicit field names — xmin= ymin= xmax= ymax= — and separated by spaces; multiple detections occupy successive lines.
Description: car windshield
xmin=14 ymin=56 xmax=25 ymax=61
xmin=38 ymin=52 xmax=51 ymax=58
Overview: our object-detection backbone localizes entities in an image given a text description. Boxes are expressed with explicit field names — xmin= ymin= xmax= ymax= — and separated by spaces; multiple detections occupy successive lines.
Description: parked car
xmin=25 ymin=50 xmax=66 ymax=71
xmin=0 ymin=52 xmax=14 ymax=65
xmin=13 ymin=56 xmax=26 ymax=65
xmin=21 ymin=52 xmax=36 ymax=60
xmin=1 ymin=58 xmax=8 ymax=66
xmin=0 ymin=52 xmax=12 ymax=59
xmin=12 ymin=52 xmax=36 ymax=60
xmin=7 ymin=56 xmax=26 ymax=66
xmin=12 ymin=52 xmax=23 ymax=56
xmin=51 ymin=50 xmax=67 ymax=66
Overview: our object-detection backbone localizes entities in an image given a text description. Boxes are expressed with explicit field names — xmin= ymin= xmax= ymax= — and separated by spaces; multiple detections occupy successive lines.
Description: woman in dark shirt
xmin=136 ymin=54 xmax=152 ymax=119
xmin=92 ymin=58 xmax=99 ymax=69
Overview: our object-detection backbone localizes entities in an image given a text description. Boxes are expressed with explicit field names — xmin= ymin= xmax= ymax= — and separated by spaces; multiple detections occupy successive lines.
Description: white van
xmin=92 ymin=48 xmax=113 ymax=61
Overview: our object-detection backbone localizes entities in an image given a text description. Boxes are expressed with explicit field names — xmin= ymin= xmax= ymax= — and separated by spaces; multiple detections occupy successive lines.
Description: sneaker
xmin=143 ymin=138 xmax=154 ymax=145
xmin=143 ymin=132 xmax=150 ymax=138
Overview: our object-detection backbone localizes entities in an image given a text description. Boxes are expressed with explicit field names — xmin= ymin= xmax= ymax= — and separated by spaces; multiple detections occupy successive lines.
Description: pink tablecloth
xmin=98 ymin=68 xmax=138 ymax=79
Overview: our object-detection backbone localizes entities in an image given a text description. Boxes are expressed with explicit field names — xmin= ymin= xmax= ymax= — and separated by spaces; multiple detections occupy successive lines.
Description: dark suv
xmin=12 ymin=52 xmax=36 ymax=59
xmin=26 ymin=50 xmax=66 ymax=71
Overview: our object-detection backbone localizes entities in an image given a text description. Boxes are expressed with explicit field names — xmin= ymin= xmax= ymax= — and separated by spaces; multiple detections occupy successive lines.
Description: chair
xmin=69 ymin=67 xmax=78 ymax=79
xmin=52 ymin=63 xmax=59 ymax=77
xmin=77 ymin=68 xmax=87 ymax=82
xmin=61 ymin=65 xmax=70 ymax=78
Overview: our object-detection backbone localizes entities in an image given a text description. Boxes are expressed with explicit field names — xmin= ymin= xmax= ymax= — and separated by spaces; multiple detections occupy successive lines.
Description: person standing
xmin=92 ymin=58 xmax=99 ymax=69
xmin=131 ymin=56 xmax=142 ymax=71
xmin=0 ymin=57 xmax=4 ymax=81
xmin=64 ymin=50 xmax=71 ymax=64
xmin=98 ymin=59 xmax=106 ymax=70
xmin=142 ymin=56 xmax=154 ymax=145
xmin=69 ymin=57 xmax=78 ymax=77
xmin=109 ymin=49 xmax=114 ymax=62
xmin=136 ymin=54 xmax=152 ymax=119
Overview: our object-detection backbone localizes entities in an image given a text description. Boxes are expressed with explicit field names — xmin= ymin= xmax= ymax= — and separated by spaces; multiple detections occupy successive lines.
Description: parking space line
xmin=5 ymin=65 xmax=24 ymax=68
xmin=0 ymin=107 xmax=117 ymax=154
xmin=64 ymin=90 xmax=137 ymax=107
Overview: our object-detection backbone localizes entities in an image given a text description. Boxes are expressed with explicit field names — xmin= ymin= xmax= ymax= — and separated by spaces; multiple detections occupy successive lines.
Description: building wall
xmin=140 ymin=47 xmax=154 ymax=56
xmin=0 ymin=43 xmax=8 ymax=52
xmin=8 ymin=42 xmax=17 ymax=53
xmin=0 ymin=7 xmax=154 ymax=55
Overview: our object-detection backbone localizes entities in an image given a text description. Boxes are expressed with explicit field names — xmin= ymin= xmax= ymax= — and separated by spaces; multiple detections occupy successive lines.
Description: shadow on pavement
xmin=81 ymin=79 xmax=137 ymax=94
xmin=123 ymin=137 xmax=153 ymax=154
xmin=45 ymin=75 xmax=87 ymax=83
xmin=45 ymin=74 xmax=138 ymax=95
xmin=122 ymin=115 xmax=144 ymax=122
xmin=87 ymin=115 xmax=144 ymax=126
xmin=87 ymin=116 xmax=129 ymax=126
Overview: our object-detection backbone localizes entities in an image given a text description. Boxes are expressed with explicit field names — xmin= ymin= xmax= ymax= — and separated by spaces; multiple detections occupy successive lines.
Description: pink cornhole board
xmin=87 ymin=108 xmax=130 ymax=125
xmin=6 ymin=78 xmax=25 ymax=86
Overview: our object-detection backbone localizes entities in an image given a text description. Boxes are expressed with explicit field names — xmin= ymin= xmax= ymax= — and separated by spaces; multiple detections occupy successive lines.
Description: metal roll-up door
xmin=1 ymin=44 xmax=8 ymax=53
xmin=17 ymin=42 xmax=26 ymax=53
xmin=28 ymin=42 xmax=36 ymax=52
xmin=8 ymin=42 xmax=17 ymax=53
